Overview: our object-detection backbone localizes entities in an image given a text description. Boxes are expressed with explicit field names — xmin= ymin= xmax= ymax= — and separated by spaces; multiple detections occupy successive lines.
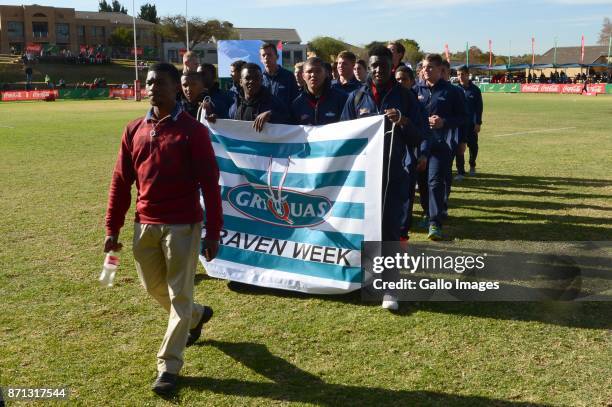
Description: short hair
xmin=387 ymin=41 xmax=405 ymax=57
xmin=441 ymin=60 xmax=451 ymax=69
xmin=183 ymin=51 xmax=198 ymax=61
xmin=356 ymin=59 xmax=367 ymax=69
xmin=181 ymin=72 xmax=204 ymax=83
xmin=200 ymin=63 xmax=217 ymax=80
xmin=396 ymin=65 xmax=415 ymax=80
xmin=337 ymin=50 xmax=356 ymax=64
xmin=368 ymin=45 xmax=393 ymax=61
xmin=149 ymin=62 xmax=181 ymax=84
xmin=304 ymin=57 xmax=324 ymax=69
xmin=242 ymin=62 xmax=262 ymax=76
xmin=457 ymin=65 xmax=470 ymax=73
xmin=231 ymin=59 xmax=246 ymax=70
xmin=260 ymin=42 xmax=278 ymax=57
xmin=294 ymin=61 xmax=305 ymax=71
xmin=423 ymin=54 xmax=444 ymax=66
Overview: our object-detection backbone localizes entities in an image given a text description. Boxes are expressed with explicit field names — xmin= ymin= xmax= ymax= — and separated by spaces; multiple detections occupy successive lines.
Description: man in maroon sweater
xmin=104 ymin=62 xmax=223 ymax=395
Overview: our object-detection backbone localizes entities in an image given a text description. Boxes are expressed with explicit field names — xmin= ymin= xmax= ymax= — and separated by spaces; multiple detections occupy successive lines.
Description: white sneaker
xmin=454 ymin=174 xmax=465 ymax=181
xmin=382 ymin=294 xmax=399 ymax=311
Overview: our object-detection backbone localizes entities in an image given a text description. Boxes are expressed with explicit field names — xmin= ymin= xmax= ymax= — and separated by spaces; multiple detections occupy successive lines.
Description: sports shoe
xmin=382 ymin=294 xmax=399 ymax=311
xmin=186 ymin=306 xmax=213 ymax=347
xmin=418 ymin=216 xmax=429 ymax=229
xmin=152 ymin=372 xmax=178 ymax=395
xmin=469 ymin=166 xmax=476 ymax=176
xmin=454 ymin=174 xmax=465 ymax=182
xmin=428 ymin=225 xmax=443 ymax=241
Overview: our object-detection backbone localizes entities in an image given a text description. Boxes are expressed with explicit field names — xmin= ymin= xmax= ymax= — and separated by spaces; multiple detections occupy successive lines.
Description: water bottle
xmin=100 ymin=251 xmax=119 ymax=287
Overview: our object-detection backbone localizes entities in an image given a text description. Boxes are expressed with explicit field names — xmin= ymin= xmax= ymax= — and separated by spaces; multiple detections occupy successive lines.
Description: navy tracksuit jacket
xmin=415 ymin=78 xmax=467 ymax=227
xmin=456 ymin=81 xmax=483 ymax=172
xmin=331 ymin=77 xmax=362 ymax=94
xmin=291 ymin=84 xmax=348 ymax=125
xmin=262 ymin=65 xmax=300 ymax=107
xmin=341 ymin=79 xmax=429 ymax=240
xmin=228 ymin=87 xmax=291 ymax=125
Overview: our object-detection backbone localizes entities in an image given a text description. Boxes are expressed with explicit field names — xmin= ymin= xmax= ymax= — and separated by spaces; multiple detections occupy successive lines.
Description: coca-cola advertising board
xmin=522 ymin=83 xmax=607 ymax=94
xmin=1 ymin=90 xmax=58 ymax=101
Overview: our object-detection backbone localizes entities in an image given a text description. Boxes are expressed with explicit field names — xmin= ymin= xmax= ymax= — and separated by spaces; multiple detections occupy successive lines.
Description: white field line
xmin=0 ymin=125 xmax=15 ymax=128
xmin=493 ymin=127 xmax=576 ymax=137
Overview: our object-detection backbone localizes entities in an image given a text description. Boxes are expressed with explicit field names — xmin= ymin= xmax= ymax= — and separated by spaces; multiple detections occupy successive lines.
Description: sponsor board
xmin=1 ymin=90 xmax=58 ymax=101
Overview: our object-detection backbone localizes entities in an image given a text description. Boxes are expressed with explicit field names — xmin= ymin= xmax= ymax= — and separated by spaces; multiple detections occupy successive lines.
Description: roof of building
xmin=535 ymin=45 xmax=609 ymax=65
xmin=75 ymin=11 xmax=156 ymax=26
xmin=236 ymin=28 xmax=301 ymax=43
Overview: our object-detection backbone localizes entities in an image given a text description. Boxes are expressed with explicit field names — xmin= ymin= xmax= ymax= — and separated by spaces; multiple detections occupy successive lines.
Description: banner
xmin=479 ymin=84 xmax=521 ymax=93
xmin=26 ymin=43 xmax=42 ymax=53
xmin=199 ymin=117 xmax=385 ymax=293
xmin=58 ymin=88 xmax=109 ymax=99
xmin=521 ymin=83 xmax=607 ymax=94
xmin=108 ymin=87 xmax=148 ymax=99
xmin=1 ymin=90 xmax=58 ymax=101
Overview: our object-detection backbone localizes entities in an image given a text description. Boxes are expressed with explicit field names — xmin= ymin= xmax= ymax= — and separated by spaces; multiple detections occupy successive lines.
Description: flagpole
xmin=185 ymin=0 xmax=189 ymax=52
xmin=465 ymin=42 xmax=469 ymax=67
xmin=553 ymin=37 xmax=558 ymax=66
xmin=132 ymin=0 xmax=138 ymax=101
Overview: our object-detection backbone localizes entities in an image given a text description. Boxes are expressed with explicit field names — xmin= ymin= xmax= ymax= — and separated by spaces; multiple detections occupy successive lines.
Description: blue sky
xmin=5 ymin=0 xmax=611 ymax=54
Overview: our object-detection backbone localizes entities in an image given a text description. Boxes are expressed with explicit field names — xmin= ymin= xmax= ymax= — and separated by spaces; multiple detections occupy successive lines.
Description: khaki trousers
xmin=132 ymin=222 xmax=204 ymax=374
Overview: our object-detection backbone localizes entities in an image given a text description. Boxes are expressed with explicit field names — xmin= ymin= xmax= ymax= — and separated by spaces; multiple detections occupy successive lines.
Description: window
xmin=77 ymin=25 xmax=85 ymax=37
xmin=32 ymin=13 xmax=47 ymax=17
xmin=207 ymin=49 xmax=217 ymax=55
xmin=91 ymin=26 xmax=106 ymax=37
xmin=32 ymin=21 xmax=49 ymax=38
xmin=7 ymin=21 xmax=24 ymax=38
xmin=168 ymin=49 xmax=179 ymax=63
xmin=293 ymin=50 xmax=303 ymax=63
xmin=56 ymin=23 xmax=70 ymax=42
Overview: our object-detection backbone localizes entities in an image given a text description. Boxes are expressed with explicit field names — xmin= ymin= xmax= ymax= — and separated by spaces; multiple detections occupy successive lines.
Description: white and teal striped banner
xmin=199 ymin=116 xmax=384 ymax=294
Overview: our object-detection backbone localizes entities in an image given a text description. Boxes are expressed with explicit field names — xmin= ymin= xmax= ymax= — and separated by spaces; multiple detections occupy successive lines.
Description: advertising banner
xmin=1 ymin=90 xmax=58 ymax=101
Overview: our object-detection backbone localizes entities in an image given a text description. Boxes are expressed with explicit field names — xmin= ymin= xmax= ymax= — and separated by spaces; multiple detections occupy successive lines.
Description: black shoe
xmin=186 ymin=306 xmax=213 ymax=347
xmin=152 ymin=372 xmax=178 ymax=395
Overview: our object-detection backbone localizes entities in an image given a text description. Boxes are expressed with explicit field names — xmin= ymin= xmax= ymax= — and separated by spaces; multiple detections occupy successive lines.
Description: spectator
xmin=24 ymin=65 xmax=33 ymax=90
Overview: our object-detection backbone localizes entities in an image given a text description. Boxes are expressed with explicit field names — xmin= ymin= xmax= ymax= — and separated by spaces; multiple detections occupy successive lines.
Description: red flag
xmin=444 ymin=44 xmax=450 ymax=62
xmin=531 ymin=37 xmax=535 ymax=65
xmin=488 ymin=39 xmax=493 ymax=67
xmin=580 ymin=35 xmax=585 ymax=63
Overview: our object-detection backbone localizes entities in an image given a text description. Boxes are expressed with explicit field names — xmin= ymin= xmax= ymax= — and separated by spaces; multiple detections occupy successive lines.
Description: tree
xmin=308 ymin=36 xmax=347 ymax=62
xmin=139 ymin=3 xmax=159 ymax=24
xmin=157 ymin=16 xmax=237 ymax=49
xmin=111 ymin=0 xmax=128 ymax=14
xmin=108 ymin=27 xmax=133 ymax=47
xmin=98 ymin=0 xmax=112 ymax=12
xmin=597 ymin=17 xmax=612 ymax=45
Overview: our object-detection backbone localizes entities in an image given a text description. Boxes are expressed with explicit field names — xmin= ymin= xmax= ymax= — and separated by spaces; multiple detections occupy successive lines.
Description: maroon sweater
xmin=105 ymin=109 xmax=223 ymax=240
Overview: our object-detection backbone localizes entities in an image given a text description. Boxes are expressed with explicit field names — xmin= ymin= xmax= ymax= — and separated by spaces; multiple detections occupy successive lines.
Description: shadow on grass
xmin=180 ymin=340 xmax=550 ymax=406
xmin=436 ymin=172 xmax=612 ymax=241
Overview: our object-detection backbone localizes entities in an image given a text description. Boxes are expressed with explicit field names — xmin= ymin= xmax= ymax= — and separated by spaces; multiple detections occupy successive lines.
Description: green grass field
xmin=0 ymin=94 xmax=611 ymax=406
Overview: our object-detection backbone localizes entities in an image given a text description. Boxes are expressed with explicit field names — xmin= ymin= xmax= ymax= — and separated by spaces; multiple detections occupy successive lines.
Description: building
xmin=532 ymin=45 xmax=611 ymax=77
xmin=163 ymin=27 xmax=307 ymax=71
xmin=0 ymin=5 xmax=160 ymax=56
